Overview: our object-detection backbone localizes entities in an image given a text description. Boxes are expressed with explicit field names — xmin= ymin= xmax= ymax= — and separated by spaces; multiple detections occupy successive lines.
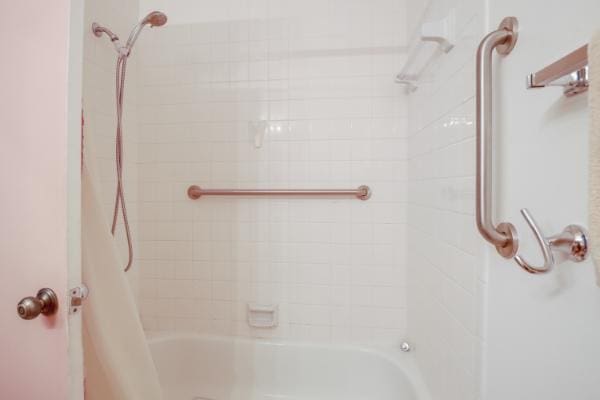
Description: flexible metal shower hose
xmin=111 ymin=54 xmax=134 ymax=272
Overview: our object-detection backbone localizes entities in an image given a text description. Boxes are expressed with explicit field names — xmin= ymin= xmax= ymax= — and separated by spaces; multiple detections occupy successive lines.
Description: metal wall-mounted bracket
xmin=69 ymin=285 xmax=89 ymax=314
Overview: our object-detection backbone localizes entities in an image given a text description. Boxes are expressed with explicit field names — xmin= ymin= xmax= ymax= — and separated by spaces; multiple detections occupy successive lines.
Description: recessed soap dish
xmin=247 ymin=303 xmax=278 ymax=328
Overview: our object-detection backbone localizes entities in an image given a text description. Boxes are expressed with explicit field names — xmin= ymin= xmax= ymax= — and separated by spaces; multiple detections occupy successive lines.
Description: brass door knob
xmin=17 ymin=288 xmax=59 ymax=320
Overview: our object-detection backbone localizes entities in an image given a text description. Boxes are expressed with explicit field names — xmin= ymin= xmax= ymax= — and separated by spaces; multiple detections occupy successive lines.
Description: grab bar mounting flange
xmin=496 ymin=17 xmax=519 ymax=55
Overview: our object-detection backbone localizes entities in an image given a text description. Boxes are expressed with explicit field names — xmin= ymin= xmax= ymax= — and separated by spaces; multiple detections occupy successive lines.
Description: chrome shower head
xmin=92 ymin=11 xmax=168 ymax=57
xmin=142 ymin=11 xmax=168 ymax=27
xmin=125 ymin=11 xmax=168 ymax=52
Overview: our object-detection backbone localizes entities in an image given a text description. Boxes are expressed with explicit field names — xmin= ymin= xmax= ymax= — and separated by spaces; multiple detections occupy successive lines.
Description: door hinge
xmin=69 ymin=285 xmax=89 ymax=314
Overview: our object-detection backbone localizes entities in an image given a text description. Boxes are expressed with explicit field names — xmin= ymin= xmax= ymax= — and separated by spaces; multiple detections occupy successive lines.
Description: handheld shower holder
xmin=512 ymin=209 xmax=588 ymax=274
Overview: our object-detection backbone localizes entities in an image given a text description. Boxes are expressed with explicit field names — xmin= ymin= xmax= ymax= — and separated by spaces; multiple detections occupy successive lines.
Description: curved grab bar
xmin=475 ymin=17 xmax=519 ymax=258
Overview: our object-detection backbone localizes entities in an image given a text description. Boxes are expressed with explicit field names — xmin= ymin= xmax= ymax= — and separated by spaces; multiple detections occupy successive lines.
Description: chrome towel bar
xmin=527 ymin=45 xmax=589 ymax=97
xmin=187 ymin=185 xmax=372 ymax=201
xmin=475 ymin=17 xmax=589 ymax=274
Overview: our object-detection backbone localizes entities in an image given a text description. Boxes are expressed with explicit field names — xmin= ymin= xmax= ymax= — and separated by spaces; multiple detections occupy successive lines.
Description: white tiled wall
xmin=82 ymin=1 xmax=600 ymax=399
xmin=405 ymin=0 xmax=485 ymax=399
xmin=83 ymin=0 xmax=484 ymax=394
xmin=135 ymin=1 xmax=409 ymax=345
xmin=82 ymin=0 xmax=141 ymax=292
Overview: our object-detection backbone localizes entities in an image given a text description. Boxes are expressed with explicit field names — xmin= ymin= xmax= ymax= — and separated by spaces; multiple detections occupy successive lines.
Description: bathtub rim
xmin=146 ymin=331 xmax=432 ymax=400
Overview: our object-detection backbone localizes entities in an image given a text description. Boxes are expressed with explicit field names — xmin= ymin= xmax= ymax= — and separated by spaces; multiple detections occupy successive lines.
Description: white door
xmin=0 ymin=2 xmax=83 ymax=399
xmin=485 ymin=1 xmax=600 ymax=399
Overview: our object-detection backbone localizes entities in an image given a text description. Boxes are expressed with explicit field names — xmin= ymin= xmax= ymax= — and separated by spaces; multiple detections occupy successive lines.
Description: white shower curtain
xmin=82 ymin=149 xmax=163 ymax=399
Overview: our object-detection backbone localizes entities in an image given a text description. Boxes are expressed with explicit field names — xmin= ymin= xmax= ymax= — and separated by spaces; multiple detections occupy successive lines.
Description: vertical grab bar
xmin=474 ymin=17 xmax=589 ymax=273
xmin=476 ymin=17 xmax=519 ymax=258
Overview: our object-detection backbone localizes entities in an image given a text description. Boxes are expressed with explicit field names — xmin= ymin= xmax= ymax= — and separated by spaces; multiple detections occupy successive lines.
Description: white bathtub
xmin=148 ymin=333 xmax=431 ymax=400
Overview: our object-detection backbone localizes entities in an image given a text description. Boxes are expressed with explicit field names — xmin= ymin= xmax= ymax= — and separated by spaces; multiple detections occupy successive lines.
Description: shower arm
xmin=92 ymin=23 xmax=130 ymax=56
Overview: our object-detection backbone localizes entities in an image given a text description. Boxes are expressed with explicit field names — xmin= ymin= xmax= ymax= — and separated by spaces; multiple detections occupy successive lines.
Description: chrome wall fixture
xmin=527 ymin=44 xmax=589 ymax=97
xmin=187 ymin=185 xmax=372 ymax=201
xmin=475 ymin=17 xmax=589 ymax=274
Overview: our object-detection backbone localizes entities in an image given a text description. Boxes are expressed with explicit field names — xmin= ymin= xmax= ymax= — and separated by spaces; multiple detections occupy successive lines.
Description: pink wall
xmin=0 ymin=2 xmax=72 ymax=399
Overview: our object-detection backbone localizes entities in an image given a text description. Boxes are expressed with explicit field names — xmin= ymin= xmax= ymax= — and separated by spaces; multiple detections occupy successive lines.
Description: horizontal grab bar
xmin=187 ymin=185 xmax=372 ymax=201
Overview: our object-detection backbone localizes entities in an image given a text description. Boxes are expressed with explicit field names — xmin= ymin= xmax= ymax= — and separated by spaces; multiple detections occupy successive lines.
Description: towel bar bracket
xmin=527 ymin=67 xmax=589 ymax=97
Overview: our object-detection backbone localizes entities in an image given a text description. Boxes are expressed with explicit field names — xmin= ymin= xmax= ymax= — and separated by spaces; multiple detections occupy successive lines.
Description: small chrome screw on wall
xmin=400 ymin=341 xmax=411 ymax=352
